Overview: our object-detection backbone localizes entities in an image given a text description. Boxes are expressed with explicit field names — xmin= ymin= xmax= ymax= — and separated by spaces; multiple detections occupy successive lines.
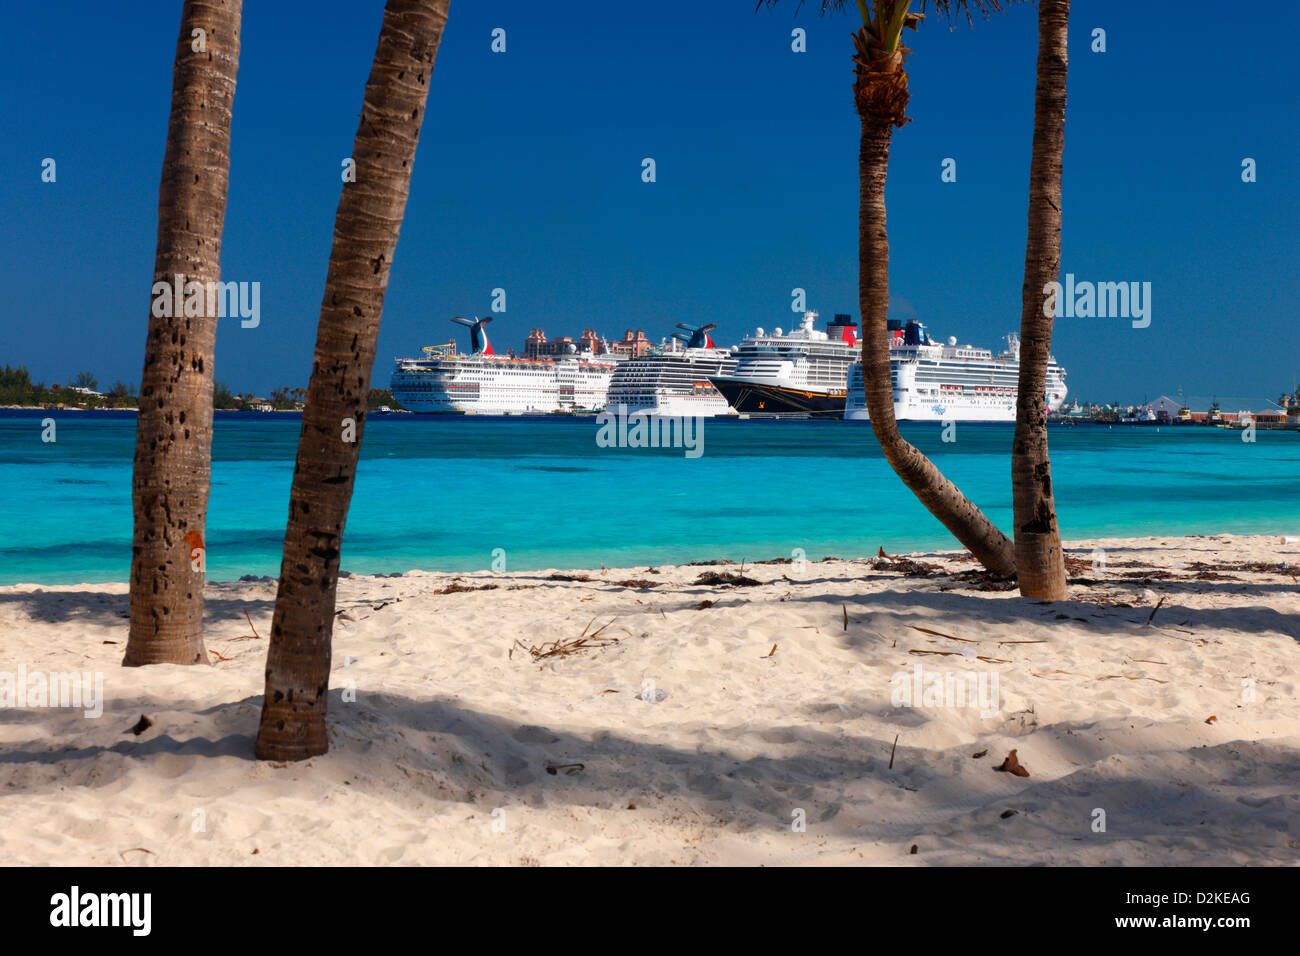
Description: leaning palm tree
xmin=762 ymin=0 xmax=1017 ymax=575
xmin=255 ymin=0 xmax=451 ymax=761
xmin=1011 ymin=0 xmax=1069 ymax=598
xmin=125 ymin=0 xmax=243 ymax=667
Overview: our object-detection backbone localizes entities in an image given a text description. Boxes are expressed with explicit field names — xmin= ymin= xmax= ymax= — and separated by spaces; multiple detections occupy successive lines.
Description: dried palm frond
xmin=755 ymin=0 xmax=1020 ymax=30
xmin=514 ymin=617 xmax=620 ymax=660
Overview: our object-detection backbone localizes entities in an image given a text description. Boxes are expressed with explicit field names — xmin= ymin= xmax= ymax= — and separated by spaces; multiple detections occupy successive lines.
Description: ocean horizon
xmin=2 ymin=408 xmax=1296 ymax=586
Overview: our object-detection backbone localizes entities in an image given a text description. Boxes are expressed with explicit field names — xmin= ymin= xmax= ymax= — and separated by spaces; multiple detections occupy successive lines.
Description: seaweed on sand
xmin=693 ymin=570 xmax=761 ymax=587
xmin=434 ymin=583 xmax=499 ymax=595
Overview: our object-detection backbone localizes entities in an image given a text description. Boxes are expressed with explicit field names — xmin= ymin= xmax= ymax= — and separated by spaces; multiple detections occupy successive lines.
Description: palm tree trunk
xmin=255 ymin=0 xmax=450 ymax=761
xmin=857 ymin=109 xmax=1017 ymax=577
xmin=1012 ymin=0 xmax=1069 ymax=599
xmin=125 ymin=0 xmax=242 ymax=667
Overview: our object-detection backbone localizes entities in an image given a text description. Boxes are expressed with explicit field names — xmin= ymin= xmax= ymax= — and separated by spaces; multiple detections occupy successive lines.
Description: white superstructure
xmin=389 ymin=317 xmax=619 ymax=415
xmin=605 ymin=323 xmax=738 ymax=417
xmin=844 ymin=321 xmax=1067 ymax=422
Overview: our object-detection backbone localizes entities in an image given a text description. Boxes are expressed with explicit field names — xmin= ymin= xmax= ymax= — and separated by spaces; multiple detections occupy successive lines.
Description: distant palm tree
xmin=1012 ymin=0 xmax=1069 ymax=598
xmin=125 ymin=0 xmax=243 ymax=667
xmin=256 ymin=0 xmax=451 ymax=761
xmin=761 ymin=0 xmax=1017 ymax=574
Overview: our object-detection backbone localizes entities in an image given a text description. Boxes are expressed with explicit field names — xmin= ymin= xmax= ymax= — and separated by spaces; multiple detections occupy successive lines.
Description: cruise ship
xmin=843 ymin=319 xmax=1067 ymax=422
xmin=707 ymin=312 xmax=859 ymax=417
xmin=604 ymin=323 xmax=738 ymax=417
xmin=389 ymin=317 xmax=619 ymax=415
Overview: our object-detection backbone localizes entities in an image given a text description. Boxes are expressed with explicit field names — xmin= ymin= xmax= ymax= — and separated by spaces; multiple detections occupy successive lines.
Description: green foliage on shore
xmin=212 ymin=385 xmax=404 ymax=412
xmin=367 ymin=388 xmax=405 ymax=411
xmin=0 ymin=364 xmax=138 ymax=408
xmin=213 ymin=381 xmax=240 ymax=410
xmin=3 ymin=366 xmax=407 ymax=414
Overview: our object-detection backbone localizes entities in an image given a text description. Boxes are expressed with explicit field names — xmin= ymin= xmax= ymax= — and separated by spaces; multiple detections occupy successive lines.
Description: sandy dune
xmin=1 ymin=533 xmax=1297 ymax=866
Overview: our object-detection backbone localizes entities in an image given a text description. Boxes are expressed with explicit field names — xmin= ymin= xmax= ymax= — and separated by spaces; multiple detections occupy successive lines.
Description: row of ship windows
xmin=738 ymin=349 xmax=854 ymax=358
xmin=394 ymin=386 xmax=603 ymax=394
xmin=853 ymin=372 xmax=1025 ymax=387
xmin=396 ymin=371 xmax=609 ymax=380
xmin=739 ymin=363 xmax=843 ymax=374
xmin=395 ymin=380 xmax=607 ymax=387
xmin=913 ymin=376 xmax=1022 ymax=385
xmin=911 ymin=362 xmax=1063 ymax=372
xmin=610 ymin=377 xmax=728 ymax=384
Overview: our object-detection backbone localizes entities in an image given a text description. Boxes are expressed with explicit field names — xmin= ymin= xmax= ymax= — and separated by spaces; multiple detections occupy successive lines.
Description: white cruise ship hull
xmin=605 ymin=348 xmax=738 ymax=417
xmin=844 ymin=336 xmax=1067 ymax=422
xmin=706 ymin=311 xmax=858 ymax=417
xmin=844 ymin=378 xmax=1067 ymax=422
xmin=844 ymin=394 xmax=1021 ymax=422
xmin=390 ymin=357 xmax=614 ymax=415
xmin=617 ymin=393 xmax=736 ymax=417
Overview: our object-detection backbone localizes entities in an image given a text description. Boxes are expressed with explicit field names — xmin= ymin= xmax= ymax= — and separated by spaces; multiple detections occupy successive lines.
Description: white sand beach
xmin=1 ymin=533 xmax=1297 ymax=866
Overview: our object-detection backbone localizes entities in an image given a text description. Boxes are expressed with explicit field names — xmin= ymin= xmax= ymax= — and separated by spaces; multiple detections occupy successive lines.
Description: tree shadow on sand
xmin=786 ymin=584 xmax=1300 ymax=642
xmin=1 ymin=689 xmax=1295 ymax=863
xmin=0 ymin=589 xmax=276 ymax=627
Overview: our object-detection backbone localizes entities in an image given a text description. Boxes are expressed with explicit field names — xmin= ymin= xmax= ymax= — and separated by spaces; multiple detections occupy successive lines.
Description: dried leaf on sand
xmin=994 ymin=749 xmax=1030 ymax=777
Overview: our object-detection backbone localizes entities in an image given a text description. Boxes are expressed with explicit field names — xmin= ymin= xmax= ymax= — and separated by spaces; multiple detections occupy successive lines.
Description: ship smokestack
xmin=450 ymin=316 xmax=494 ymax=355
xmin=827 ymin=313 xmax=858 ymax=345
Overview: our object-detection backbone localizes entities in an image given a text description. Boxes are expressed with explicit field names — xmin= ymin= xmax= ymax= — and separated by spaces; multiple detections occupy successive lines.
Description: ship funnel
xmin=683 ymin=322 xmax=716 ymax=349
xmin=450 ymin=316 xmax=494 ymax=355
xmin=903 ymin=320 xmax=932 ymax=347
xmin=827 ymin=313 xmax=858 ymax=345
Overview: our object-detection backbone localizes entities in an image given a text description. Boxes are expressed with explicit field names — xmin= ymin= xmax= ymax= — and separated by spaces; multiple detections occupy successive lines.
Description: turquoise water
xmin=1 ymin=409 xmax=1297 ymax=585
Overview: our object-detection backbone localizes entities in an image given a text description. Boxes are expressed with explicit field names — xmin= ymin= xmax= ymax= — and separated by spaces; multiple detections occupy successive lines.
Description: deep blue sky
xmin=2 ymin=0 xmax=1296 ymax=406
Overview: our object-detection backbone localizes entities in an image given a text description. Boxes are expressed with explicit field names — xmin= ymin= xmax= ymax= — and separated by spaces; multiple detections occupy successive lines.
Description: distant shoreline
xmin=0 ymin=407 xmax=1284 ymax=428
xmin=0 ymin=406 xmax=308 ymax=414
xmin=0 ymin=404 xmax=138 ymax=412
